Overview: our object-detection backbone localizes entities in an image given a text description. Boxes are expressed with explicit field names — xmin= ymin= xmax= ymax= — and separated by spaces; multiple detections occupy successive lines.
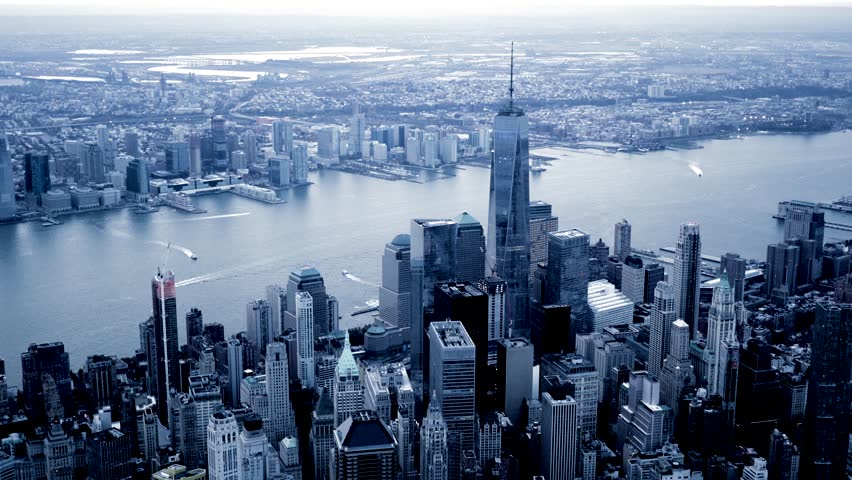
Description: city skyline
xmin=0 ymin=7 xmax=850 ymax=480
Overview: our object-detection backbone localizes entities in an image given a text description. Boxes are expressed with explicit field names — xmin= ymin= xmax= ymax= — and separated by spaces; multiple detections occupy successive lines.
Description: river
xmin=1 ymin=131 xmax=850 ymax=384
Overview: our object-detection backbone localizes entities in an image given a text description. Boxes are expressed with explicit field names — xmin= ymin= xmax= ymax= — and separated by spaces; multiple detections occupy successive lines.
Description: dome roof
xmin=391 ymin=234 xmax=410 ymax=247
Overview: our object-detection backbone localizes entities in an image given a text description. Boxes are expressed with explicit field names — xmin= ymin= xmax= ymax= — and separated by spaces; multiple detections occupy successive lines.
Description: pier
xmin=659 ymin=247 xmax=721 ymax=264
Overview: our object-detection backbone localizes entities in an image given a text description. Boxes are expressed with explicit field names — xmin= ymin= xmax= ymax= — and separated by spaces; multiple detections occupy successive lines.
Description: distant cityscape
xmin=1 ymin=8 xmax=852 ymax=480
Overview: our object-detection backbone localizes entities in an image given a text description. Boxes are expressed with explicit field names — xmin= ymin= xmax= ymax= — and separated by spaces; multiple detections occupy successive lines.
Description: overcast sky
xmin=1 ymin=0 xmax=850 ymax=16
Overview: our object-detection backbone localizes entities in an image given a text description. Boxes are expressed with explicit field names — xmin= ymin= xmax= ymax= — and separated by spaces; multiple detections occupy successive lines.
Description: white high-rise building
xmin=291 ymin=142 xmax=309 ymax=184
xmin=296 ymin=291 xmax=316 ymax=388
xmin=428 ymin=321 xmax=476 ymax=478
xmin=703 ymin=275 xmax=736 ymax=395
xmin=477 ymin=277 xmax=507 ymax=341
xmin=659 ymin=319 xmax=694 ymax=418
xmin=207 ymin=410 xmax=239 ymax=480
xmin=673 ymin=222 xmax=701 ymax=337
xmin=265 ymin=342 xmax=295 ymax=445
xmin=237 ymin=414 xmax=268 ymax=480
xmin=420 ymin=399 xmax=449 ymax=480
xmin=648 ymin=282 xmax=676 ymax=377
xmin=541 ymin=391 xmax=579 ymax=480
xmin=333 ymin=332 xmax=363 ymax=427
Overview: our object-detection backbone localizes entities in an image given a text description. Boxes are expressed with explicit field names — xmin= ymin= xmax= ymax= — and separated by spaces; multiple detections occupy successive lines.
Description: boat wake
xmin=185 ymin=212 xmax=251 ymax=222
xmin=342 ymin=270 xmax=378 ymax=287
xmin=149 ymin=240 xmax=196 ymax=260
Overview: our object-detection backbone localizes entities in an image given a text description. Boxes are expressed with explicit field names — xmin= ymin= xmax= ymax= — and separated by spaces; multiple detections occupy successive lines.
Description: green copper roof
xmin=453 ymin=211 xmax=480 ymax=226
xmin=336 ymin=331 xmax=359 ymax=379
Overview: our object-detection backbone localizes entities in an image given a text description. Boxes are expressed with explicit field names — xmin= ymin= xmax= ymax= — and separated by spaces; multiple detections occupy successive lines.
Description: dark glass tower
xmin=487 ymin=46 xmax=530 ymax=333
xmin=152 ymin=269 xmax=179 ymax=425
xmin=453 ymin=212 xmax=486 ymax=284
xmin=805 ymin=301 xmax=852 ymax=479
xmin=24 ymin=152 xmax=50 ymax=203
xmin=284 ymin=266 xmax=329 ymax=338
xmin=211 ymin=115 xmax=228 ymax=170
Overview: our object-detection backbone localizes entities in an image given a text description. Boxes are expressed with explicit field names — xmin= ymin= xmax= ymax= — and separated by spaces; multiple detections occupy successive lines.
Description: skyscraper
xmin=378 ymin=234 xmax=412 ymax=329
xmin=21 ymin=342 xmax=72 ymax=422
xmin=24 ymin=152 xmax=50 ymax=204
xmin=86 ymin=428 xmax=133 ymax=480
xmin=226 ymin=339 xmax=243 ymax=407
xmin=544 ymin=229 xmax=590 ymax=334
xmin=487 ymin=51 xmax=530 ymax=333
xmin=164 ymin=141 xmax=190 ymax=176
xmin=620 ymin=255 xmax=645 ymax=304
xmin=242 ymin=130 xmax=257 ymax=166
xmin=268 ymin=156 xmax=290 ymax=188
xmin=0 ymin=134 xmax=15 ymax=219
xmin=265 ymin=342 xmax=295 ymax=445
xmin=659 ymin=320 xmax=694 ymax=419
xmin=318 ymin=126 xmax=340 ymax=161
xmin=272 ymin=120 xmax=294 ymax=155
xmin=428 ymin=321 xmax=476 ymax=479
xmin=126 ymin=158 xmax=149 ymax=198
xmin=296 ymin=291 xmax=316 ymax=388
xmin=237 ymin=414 xmax=267 ymax=480
xmin=720 ymin=252 xmax=747 ymax=302
xmin=766 ymin=243 xmax=800 ymax=301
xmin=189 ymin=132 xmax=201 ymax=175
xmin=805 ymin=301 xmax=851 ymax=479
xmin=432 ymin=283 xmax=489 ymax=410
xmin=421 ymin=399 xmax=449 ymax=480
xmin=246 ymin=299 xmax=273 ymax=358
xmin=673 ymin=222 xmax=701 ymax=337
xmin=589 ymin=238 xmax=610 ymax=281
xmin=284 ymin=266 xmax=329 ymax=338
xmin=495 ymin=338 xmax=533 ymax=426
xmin=350 ymin=105 xmax=366 ymax=158
xmin=152 ymin=270 xmax=179 ymax=425
xmin=541 ymin=391 xmax=579 ymax=480
xmin=453 ymin=212 xmax=486 ymax=283
xmin=783 ymin=201 xmax=824 ymax=257
xmin=334 ymin=332 xmax=364 ymax=427
xmin=703 ymin=275 xmax=736 ymax=395
xmin=529 ymin=200 xmax=559 ymax=271
xmin=614 ymin=219 xmax=632 ymax=263
xmin=207 ymin=411 xmax=239 ymax=480
xmin=332 ymin=411 xmax=398 ymax=480
xmin=211 ymin=116 xmax=228 ymax=170
xmin=311 ymin=389 xmax=335 ymax=480
xmin=477 ymin=276 xmax=507 ymax=342
xmin=291 ymin=141 xmax=309 ymax=184
xmin=648 ymin=282 xmax=676 ymax=377
xmin=540 ymin=353 xmax=599 ymax=439
xmin=410 ymin=218 xmax=457 ymax=376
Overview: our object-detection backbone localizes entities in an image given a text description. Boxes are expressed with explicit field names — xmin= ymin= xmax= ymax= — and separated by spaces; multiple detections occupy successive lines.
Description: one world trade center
xmin=487 ymin=43 xmax=530 ymax=333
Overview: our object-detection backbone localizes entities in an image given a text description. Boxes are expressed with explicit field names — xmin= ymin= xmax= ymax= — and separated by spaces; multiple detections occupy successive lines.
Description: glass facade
xmin=487 ymin=110 xmax=530 ymax=332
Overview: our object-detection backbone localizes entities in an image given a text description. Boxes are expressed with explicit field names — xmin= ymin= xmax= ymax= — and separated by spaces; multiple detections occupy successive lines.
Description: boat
xmin=531 ymin=165 xmax=547 ymax=173
xmin=342 ymin=269 xmax=349 ymax=276
xmin=191 ymin=255 xmax=198 ymax=261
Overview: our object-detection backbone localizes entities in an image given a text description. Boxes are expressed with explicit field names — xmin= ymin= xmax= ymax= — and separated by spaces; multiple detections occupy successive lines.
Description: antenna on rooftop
xmin=509 ymin=42 xmax=515 ymax=111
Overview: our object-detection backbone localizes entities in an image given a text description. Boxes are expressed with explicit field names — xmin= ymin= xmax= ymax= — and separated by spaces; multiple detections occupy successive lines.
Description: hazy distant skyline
xmin=1 ymin=0 xmax=851 ymax=16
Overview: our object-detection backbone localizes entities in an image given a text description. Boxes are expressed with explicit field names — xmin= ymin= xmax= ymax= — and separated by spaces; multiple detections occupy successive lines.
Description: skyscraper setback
xmin=152 ymin=270 xmax=179 ymax=425
xmin=487 ymin=48 xmax=531 ymax=333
